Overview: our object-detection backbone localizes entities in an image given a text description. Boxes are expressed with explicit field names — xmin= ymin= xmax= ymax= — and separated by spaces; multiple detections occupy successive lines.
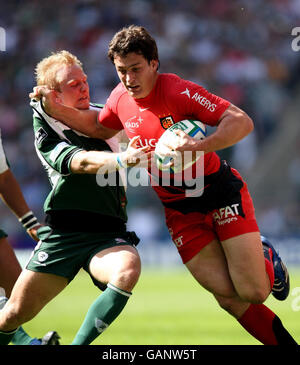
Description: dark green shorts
xmin=26 ymin=226 xmax=139 ymax=288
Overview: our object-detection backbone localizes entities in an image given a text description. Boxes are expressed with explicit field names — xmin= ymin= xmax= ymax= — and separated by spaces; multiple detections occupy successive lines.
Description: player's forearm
xmin=0 ymin=169 xmax=31 ymax=218
xmin=50 ymin=103 xmax=104 ymax=138
xmin=70 ymin=150 xmax=120 ymax=174
xmin=195 ymin=106 xmax=253 ymax=153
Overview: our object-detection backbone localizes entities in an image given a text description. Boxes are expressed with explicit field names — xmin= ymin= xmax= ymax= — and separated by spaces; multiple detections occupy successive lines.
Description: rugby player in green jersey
xmin=0 ymin=50 xmax=150 ymax=345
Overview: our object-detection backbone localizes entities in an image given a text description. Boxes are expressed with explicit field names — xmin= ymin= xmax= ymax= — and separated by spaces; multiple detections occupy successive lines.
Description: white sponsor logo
xmin=191 ymin=93 xmax=216 ymax=112
xmin=213 ymin=204 xmax=240 ymax=225
xmin=137 ymin=138 xmax=158 ymax=148
xmin=181 ymin=88 xmax=216 ymax=112
xmin=181 ymin=88 xmax=191 ymax=98
xmin=125 ymin=116 xmax=144 ymax=133
xmin=139 ymin=107 xmax=149 ymax=112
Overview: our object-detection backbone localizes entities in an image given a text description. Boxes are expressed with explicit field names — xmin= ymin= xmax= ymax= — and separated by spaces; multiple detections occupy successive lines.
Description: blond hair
xmin=35 ymin=50 xmax=83 ymax=90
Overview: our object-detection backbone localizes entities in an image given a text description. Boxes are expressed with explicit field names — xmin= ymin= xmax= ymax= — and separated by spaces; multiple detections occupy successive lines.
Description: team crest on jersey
xmin=35 ymin=127 xmax=48 ymax=145
xmin=160 ymin=115 xmax=175 ymax=130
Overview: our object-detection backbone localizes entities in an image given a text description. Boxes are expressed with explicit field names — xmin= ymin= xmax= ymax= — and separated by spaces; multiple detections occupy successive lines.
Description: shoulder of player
xmin=157 ymin=73 xmax=197 ymax=107
xmin=160 ymin=73 xmax=204 ymax=90
xmin=159 ymin=73 xmax=182 ymax=83
xmin=159 ymin=73 xmax=196 ymax=96
xmin=32 ymin=110 xmax=48 ymax=130
xmin=107 ymin=82 xmax=128 ymax=105
xmin=31 ymin=106 xmax=62 ymax=144
xmin=31 ymin=100 xmax=50 ymax=127
xmin=160 ymin=73 xmax=218 ymax=109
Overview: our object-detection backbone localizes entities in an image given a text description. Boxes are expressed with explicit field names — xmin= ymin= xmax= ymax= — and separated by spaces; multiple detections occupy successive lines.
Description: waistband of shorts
xmin=161 ymin=160 xmax=243 ymax=214
xmin=45 ymin=210 xmax=127 ymax=233
xmin=161 ymin=160 xmax=230 ymax=200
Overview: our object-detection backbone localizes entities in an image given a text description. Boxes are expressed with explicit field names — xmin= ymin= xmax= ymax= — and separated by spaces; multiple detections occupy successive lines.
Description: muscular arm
xmin=0 ymin=169 xmax=32 ymax=218
xmin=44 ymin=101 xmax=118 ymax=139
xmin=198 ymin=104 xmax=254 ymax=153
xmin=70 ymin=150 xmax=120 ymax=174
xmin=30 ymin=86 xmax=118 ymax=139
xmin=70 ymin=136 xmax=150 ymax=174
xmin=171 ymin=104 xmax=254 ymax=154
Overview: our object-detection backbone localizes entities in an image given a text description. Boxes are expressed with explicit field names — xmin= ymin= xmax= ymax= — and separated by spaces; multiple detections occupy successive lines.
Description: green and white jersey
xmin=30 ymin=99 xmax=127 ymax=231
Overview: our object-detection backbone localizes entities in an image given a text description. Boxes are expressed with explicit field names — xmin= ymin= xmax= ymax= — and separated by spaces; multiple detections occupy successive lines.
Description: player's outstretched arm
xmin=70 ymin=136 xmax=151 ymax=174
xmin=29 ymin=86 xmax=117 ymax=140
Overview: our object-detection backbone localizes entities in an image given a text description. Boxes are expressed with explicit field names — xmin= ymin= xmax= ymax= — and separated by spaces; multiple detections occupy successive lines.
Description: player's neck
xmin=134 ymin=73 xmax=159 ymax=102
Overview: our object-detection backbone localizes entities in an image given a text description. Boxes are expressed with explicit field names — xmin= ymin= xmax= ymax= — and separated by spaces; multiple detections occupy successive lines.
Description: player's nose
xmin=80 ymin=81 xmax=88 ymax=93
xmin=126 ymin=72 xmax=136 ymax=85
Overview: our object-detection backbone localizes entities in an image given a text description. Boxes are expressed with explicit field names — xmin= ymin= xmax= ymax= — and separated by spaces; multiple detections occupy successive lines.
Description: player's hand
xmin=120 ymin=135 xmax=151 ymax=168
xmin=27 ymin=223 xmax=43 ymax=242
xmin=29 ymin=86 xmax=62 ymax=116
xmin=165 ymin=129 xmax=198 ymax=152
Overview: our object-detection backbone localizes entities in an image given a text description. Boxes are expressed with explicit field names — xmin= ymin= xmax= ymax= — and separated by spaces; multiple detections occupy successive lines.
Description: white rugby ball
xmin=155 ymin=119 xmax=207 ymax=173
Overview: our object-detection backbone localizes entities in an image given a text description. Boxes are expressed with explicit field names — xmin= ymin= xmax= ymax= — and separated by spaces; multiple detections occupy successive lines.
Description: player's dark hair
xmin=108 ymin=25 xmax=159 ymax=67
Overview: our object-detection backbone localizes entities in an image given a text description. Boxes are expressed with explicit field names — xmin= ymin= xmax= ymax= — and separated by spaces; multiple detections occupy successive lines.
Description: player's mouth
xmin=127 ymin=85 xmax=140 ymax=93
xmin=78 ymin=96 xmax=89 ymax=102
xmin=77 ymin=96 xmax=90 ymax=109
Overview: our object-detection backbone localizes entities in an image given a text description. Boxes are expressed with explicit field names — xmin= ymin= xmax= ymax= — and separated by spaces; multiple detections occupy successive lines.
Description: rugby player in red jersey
xmin=31 ymin=26 xmax=297 ymax=345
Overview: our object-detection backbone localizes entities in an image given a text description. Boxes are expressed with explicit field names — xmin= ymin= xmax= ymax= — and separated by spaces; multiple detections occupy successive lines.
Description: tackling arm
xmin=70 ymin=136 xmax=150 ymax=174
xmin=30 ymin=86 xmax=118 ymax=139
xmin=49 ymin=103 xmax=118 ymax=139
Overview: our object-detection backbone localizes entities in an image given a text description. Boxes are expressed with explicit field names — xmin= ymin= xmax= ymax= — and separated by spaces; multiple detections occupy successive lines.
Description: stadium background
xmin=0 ymin=0 xmax=300 ymax=345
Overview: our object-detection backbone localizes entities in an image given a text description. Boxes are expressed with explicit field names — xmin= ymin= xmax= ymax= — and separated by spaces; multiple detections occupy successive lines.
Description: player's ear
xmin=150 ymin=59 xmax=159 ymax=71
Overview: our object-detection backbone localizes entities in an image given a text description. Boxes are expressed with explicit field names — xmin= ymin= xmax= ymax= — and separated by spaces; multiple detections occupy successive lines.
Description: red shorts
xmin=164 ymin=168 xmax=259 ymax=264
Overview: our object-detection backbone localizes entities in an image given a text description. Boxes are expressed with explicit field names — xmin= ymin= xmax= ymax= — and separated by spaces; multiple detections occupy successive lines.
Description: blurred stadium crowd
xmin=0 ymin=0 xmax=300 ymax=248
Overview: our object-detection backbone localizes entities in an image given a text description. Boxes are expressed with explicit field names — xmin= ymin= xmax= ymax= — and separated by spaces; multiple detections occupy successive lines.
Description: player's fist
xmin=29 ymin=86 xmax=62 ymax=116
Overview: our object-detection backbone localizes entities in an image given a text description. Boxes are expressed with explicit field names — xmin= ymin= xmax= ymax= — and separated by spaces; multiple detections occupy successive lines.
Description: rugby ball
xmin=154 ymin=119 xmax=207 ymax=173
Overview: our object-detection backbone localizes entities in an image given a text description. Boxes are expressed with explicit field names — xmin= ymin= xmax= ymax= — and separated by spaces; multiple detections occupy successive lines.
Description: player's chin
xmin=76 ymin=99 xmax=90 ymax=109
xmin=127 ymin=86 xmax=143 ymax=98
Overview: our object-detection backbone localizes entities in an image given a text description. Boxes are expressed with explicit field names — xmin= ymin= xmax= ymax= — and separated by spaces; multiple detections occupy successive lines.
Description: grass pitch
xmin=24 ymin=267 xmax=300 ymax=345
